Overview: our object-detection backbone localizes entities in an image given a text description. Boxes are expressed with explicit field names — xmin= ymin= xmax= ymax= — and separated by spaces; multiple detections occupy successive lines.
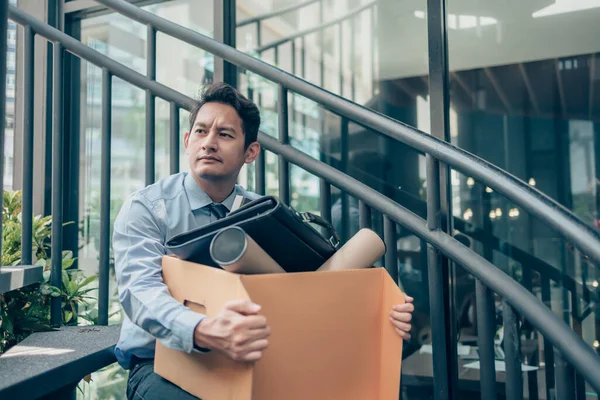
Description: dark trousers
xmin=126 ymin=359 xmax=200 ymax=400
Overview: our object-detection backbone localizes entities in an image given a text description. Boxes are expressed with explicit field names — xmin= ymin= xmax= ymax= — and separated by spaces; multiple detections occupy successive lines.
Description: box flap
xmin=239 ymin=269 xmax=384 ymax=400
xmin=155 ymin=257 xmax=254 ymax=400
xmin=378 ymin=269 xmax=405 ymax=399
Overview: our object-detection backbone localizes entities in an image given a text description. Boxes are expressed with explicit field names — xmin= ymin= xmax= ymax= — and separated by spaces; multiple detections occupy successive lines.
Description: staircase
xmin=2 ymin=0 xmax=600 ymax=399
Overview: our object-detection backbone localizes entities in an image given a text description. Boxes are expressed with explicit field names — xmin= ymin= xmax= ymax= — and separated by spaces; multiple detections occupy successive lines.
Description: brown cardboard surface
xmin=155 ymin=257 xmax=404 ymax=400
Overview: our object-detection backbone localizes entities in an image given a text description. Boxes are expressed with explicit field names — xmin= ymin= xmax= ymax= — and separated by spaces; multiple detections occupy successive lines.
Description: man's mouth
xmin=199 ymin=156 xmax=222 ymax=163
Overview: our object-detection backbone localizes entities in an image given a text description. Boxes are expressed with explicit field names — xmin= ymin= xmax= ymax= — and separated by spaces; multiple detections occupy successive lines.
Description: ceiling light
xmin=463 ymin=209 xmax=473 ymax=221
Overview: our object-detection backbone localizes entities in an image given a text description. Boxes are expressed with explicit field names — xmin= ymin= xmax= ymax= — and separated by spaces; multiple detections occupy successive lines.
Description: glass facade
xmin=234 ymin=1 xmax=600 ymax=398
xmin=77 ymin=0 xmax=215 ymax=325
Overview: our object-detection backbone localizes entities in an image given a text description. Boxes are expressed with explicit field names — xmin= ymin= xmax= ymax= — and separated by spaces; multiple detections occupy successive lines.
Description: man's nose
xmin=202 ymin=132 xmax=218 ymax=151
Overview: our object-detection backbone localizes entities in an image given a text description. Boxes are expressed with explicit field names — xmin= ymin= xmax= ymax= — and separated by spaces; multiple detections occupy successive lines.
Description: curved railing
xmin=94 ymin=0 xmax=600 ymax=267
xmin=7 ymin=2 xmax=600 ymax=398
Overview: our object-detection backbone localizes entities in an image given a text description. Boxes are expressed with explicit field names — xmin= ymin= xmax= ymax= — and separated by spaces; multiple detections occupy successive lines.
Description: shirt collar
xmin=184 ymin=172 xmax=243 ymax=212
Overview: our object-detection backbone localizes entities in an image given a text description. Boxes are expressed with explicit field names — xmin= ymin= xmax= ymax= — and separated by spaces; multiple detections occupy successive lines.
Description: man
xmin=113 ymin=83 xmax=415 ymax=399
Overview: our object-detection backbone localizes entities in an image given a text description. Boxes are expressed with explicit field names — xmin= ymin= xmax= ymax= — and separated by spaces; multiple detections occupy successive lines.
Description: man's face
xmin=184 ymin=102 xmax=259 ymax=182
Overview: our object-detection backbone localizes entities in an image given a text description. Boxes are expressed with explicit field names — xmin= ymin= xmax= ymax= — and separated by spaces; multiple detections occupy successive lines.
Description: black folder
xmin=165 ymin=196 xmax=340 ymax=273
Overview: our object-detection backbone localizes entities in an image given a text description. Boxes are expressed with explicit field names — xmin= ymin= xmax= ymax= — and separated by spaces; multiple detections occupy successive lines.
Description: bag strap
xmin=295 ymin=211 xmax=341 ymax=248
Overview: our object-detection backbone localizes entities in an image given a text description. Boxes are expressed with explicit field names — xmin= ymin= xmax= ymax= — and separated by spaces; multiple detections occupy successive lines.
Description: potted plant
xmin=0 ymin=190 xmax=99 ymax=353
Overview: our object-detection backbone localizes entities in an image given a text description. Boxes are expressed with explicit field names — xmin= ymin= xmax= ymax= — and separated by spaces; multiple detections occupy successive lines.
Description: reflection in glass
xmin=78 ymin=1 xmax=214 ymax=330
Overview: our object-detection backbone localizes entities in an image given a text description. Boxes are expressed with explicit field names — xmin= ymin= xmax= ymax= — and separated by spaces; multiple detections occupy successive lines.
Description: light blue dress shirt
xmin=112 ymin=172 xmax=260 ymax=369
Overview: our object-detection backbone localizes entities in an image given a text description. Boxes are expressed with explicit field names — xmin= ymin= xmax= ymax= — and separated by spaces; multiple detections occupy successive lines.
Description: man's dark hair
xmin=189 ymin=82 xmax=261 ymax=149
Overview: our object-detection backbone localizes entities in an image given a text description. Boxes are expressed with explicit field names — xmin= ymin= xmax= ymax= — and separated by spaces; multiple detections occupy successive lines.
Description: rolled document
xmin=317 ymin=228 xmax=386 ymax=272
xmin=209 ymin=226 xmax=286 ymax=274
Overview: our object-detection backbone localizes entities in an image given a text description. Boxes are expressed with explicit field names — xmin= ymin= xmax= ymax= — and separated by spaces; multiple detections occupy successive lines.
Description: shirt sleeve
xmin=112 ymin=194 xmax=208 ymax=354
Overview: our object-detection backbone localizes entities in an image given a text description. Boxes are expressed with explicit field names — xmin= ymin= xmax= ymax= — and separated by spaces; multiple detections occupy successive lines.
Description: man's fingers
xmin=404 ymin=294 xmax=414 ymax=303
xmin=242 ymin=350 xmax=265 ymax=363
xmin=243 ymin=338 xmax=269 ymax=353
xmin=236 ymin=314 xmax=268 ymax=331
xmin=389 ymin=317 xmax=411 ymax=333
xmin=393 ymin=302 xmax=414 ymax=313
xmin=225 ymin=299 xmax=261 ymax=315
xmin=390 ymin=310 xmax=412 ymax=322
xmin=235 ymin=340 xmax=269 ymax=363
xmin=394 ymin=327 xmax=411 ymax=340
xmin=236 ymin=326 xmax=271 ymax=345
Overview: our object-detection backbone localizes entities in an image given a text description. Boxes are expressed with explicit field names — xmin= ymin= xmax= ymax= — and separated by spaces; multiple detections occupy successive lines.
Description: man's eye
xmin=195 ymin=129 xmax=205 ymax=134
xmin=220 ymin=133 xmax=233 ymax=138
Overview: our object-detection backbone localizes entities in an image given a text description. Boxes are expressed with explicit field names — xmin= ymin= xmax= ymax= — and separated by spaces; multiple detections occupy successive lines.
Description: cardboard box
xmin=155 ymin=256 xmax=404 ymax=400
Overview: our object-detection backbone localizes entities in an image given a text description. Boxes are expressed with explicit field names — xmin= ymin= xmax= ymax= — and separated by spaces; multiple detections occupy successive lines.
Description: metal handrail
xmin=8 ymin=5 xmax=600 ymax=392
xmin=92 ymin=0 xmax=600 ymax=267
xmin=254 ymin=1 xmax=376 ymax=53
xmin=236 ymin=0 xmax=320 ymax=28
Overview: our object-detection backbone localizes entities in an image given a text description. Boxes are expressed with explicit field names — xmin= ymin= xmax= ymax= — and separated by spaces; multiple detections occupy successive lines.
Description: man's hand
xmin=194 ymin=299 xmax=270 ymax=362
xmin=389 ymin=294 xmax=414 ymax=340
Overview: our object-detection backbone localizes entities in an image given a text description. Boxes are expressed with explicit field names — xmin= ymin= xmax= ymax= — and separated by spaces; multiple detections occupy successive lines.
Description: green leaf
xmin=3 ymin=318 xmax=14 ymax=335
xmin=62 ymin=270 xmax=70 ymax=290
xmin=62 ymin=258 xmax=75 ymax=270
xmin=35 ymin=259 xmax=47 ymax=267
xmin=67 ymin=280 xmax=78 ymax=295
xmin=64 ymin=311 xmax=73 ymax=323
xmin=77 ymin=275 xmax=98 ymax=291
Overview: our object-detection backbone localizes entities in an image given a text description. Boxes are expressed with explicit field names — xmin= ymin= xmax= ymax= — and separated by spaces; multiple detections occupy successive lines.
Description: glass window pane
xmin=447 ymin=0 xmax=600 ymax=377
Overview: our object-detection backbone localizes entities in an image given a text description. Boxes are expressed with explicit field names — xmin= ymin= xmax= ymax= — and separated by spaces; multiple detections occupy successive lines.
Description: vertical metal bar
xmin=98 ymin=69 xmax=112 ymax=327
xmin=274 ymin=46 xmax=279 ymax=67
xmin=427 ymin=243 xmax=450 ymax=398
xmin=320 ymin=180 xmax=331 ymax=232
xmin=541 ymin=275 xmax=555 ymax=400
xmin=427 ymin=0 xmax=457 ymax=397
xmin=0 ymin=1 xmax=8 ymax=254
xmin=528 ymin=346 xmax=540 ymax=400
xmin=278 ymin=85 xmax=290 ymax=204
xmin=570 ymin=284 xmax=586 ymax=400
xmin=319 ymin=0 xmax=324 ymax=87
xmin=426 ymin=155 xmax=440 ymax=229
xmin=146 ymin=25 xmax=156 ymax=186
xmin=555 ymin=349 xmax=576 ymax=400
xmin=359 ymin=200 xmax=371 ymax=229
xmin=291 ymin=41 xmax=296 ymax=129
xmin=256 ymin=21 xmax=261 ymax=48
xmin=301 ymin=36 xmax=306 ymax=79
xmin=169 ymin=102 xmax=180 ymax=175
xmin=50 ymin=43 xmax=64 ymax=327
xmin=340 ymin=117 xmax=349 ymax=242
xmin=21 ymin=27 xmax=35 ymax=266
xmin=338 ymin=22 xmax=343 ymax=96
xmin=520 ymin=206 xmax=538 ymax=400
xmin=504 ymin=301 xmax=524 ymax=400
xmin=61 ymin=18 xmax=82 ymax=273
xmin=214 ymin=0 xmax=237 ymax=86
xmin=476 ymin=280 xmax=497 ymax=400
xmin=384 ymin=216 xmax=398 ymax=283
xmin=370 ymin=5 xmax=376 ymax=97
xmin=426 ymin=155 xmax=450 ymax=400
xmin=256 ymin=149 xmax=266 ymax=195
xmin=350 ymin=16 xmax=355 ymax=102
xmin=301 ymin=36 xmax=307 ymax=136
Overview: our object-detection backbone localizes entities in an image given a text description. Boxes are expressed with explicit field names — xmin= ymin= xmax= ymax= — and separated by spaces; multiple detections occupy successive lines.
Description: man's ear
xmin=244 ymin=141 xmax=261 ymax=164
xmin=183 ymin=131 xmax=190 ymax=154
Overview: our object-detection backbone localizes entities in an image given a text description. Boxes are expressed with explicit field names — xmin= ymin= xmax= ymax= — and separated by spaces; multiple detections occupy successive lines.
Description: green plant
xmin=0 ymin=190 xmax=99 ymax=353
